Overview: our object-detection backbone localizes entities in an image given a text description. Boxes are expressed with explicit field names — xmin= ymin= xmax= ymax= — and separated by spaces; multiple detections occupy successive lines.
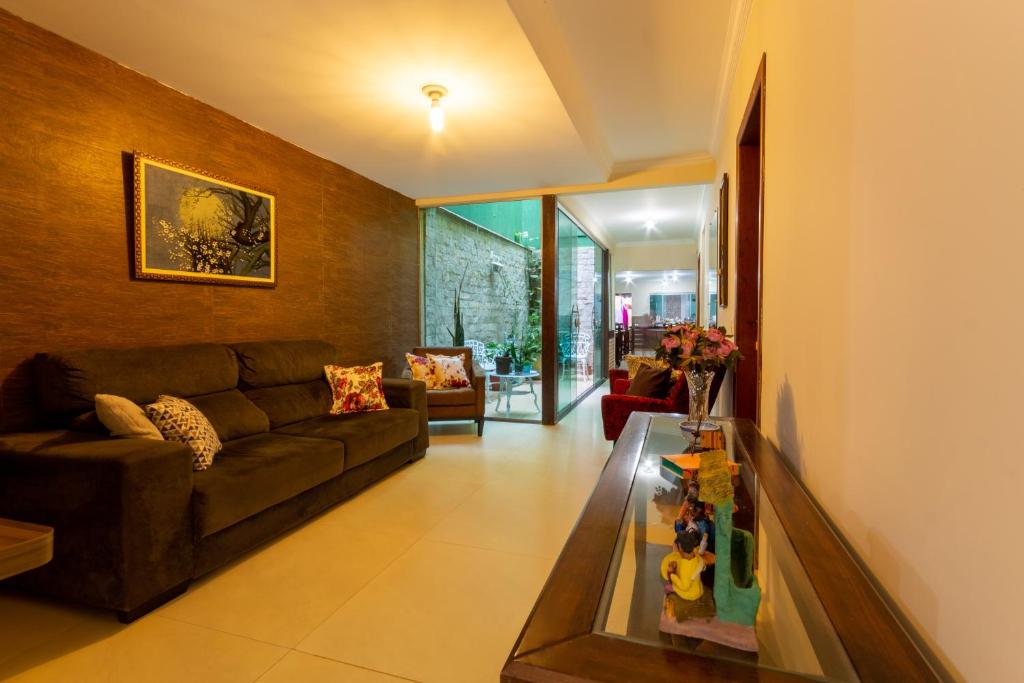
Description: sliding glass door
xmin=556 ymin=208 xmax=606 ymax=415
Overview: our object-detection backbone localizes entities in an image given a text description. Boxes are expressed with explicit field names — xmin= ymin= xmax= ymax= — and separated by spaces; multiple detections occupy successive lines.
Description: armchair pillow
xmin=625 ymin=365 xmax=673 ymax=399
xmin=426 ymin=353 xmax=471 ymax=389
xmin=144 ymin=395 xmax=222 ymax=470
xmin=405 ymin=353 xmax=435 ymax=388
xmin=324 ymin=362 xmax=390 ymax=414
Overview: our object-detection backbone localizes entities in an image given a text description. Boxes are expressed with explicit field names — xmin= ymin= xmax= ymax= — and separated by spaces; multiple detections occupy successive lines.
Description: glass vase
xmin=679 ymin=367 xmax=720 ymax=434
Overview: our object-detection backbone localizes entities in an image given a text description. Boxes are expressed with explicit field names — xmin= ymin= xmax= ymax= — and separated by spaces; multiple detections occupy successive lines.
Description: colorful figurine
xmin=659 ymin=449 xmax=761 ymax=652
xmin=660 ymin=530 xmax=705 ymax=600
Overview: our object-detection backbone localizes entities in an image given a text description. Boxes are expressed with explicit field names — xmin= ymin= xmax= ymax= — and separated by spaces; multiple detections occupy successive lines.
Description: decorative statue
xmin=659 ymin=449 xmax=761 ymax=652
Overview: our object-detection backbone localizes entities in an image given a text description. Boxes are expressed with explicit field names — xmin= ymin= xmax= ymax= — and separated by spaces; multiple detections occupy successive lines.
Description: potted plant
xmin=515 ymin=311 xmax=541 ymax=374
xmin=494 ymin=336 xmax=513 ymax=375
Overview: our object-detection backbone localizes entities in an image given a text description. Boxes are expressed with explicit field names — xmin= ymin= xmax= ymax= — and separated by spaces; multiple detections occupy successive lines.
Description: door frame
xmin=733 ymin=53 xmax=766 ymax=424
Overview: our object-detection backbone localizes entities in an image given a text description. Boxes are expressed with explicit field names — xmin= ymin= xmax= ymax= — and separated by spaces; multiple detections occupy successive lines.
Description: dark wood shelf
xmin=502 ymin=414 xmax=941 ymax=683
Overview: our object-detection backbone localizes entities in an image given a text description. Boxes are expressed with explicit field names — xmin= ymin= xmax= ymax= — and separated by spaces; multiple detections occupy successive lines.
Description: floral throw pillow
xmin=426 ymin=353 xmax=470 ymax=389
xmin=324 ymin=362 xmax=389 ymax=414
xmin=144 ymin=395 xmax=222 ymax=471
xmin=405 ymin=353 xmax=435 ymax=388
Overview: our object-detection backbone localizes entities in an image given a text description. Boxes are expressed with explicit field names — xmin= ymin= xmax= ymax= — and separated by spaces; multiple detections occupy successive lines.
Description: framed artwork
xmin=717 ymin=173 xmax=729 ymax=307
xmin=132 ymin=152 xmax=276 ymax=287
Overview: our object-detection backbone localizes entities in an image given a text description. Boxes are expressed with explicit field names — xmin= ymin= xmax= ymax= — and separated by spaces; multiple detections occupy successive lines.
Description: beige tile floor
xmin=0 ymin=387 xmax=611 ymax=683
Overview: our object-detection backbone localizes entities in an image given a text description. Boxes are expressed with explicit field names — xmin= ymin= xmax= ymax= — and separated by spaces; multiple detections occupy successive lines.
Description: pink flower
xmin=661 ymin=335 xmax=680 ymax=350
xmin=680 ymin=340 xmax=695 ymax=356
xmin=705 ymin=328 xmax=724 ymax=343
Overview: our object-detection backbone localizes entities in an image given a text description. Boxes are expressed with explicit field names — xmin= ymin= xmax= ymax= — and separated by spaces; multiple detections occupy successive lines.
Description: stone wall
xmin=424 ymin=208 xmax=532 ymax=347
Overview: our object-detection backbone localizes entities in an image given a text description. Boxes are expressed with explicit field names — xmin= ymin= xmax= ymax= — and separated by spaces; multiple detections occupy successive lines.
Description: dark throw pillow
xmin=626 ymin=364 xmax=673 ymax=399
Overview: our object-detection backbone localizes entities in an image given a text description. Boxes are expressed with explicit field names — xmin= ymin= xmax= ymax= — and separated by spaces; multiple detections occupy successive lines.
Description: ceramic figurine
xmin=659 ymin=449 xmax=761 ymax=652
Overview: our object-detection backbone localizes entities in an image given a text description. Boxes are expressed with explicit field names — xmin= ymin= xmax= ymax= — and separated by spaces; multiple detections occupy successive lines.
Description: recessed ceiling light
xmin=643 ymin=219 xmax=656 ymax=231
xmin=422 ymin=84 xmax=448 ymax=132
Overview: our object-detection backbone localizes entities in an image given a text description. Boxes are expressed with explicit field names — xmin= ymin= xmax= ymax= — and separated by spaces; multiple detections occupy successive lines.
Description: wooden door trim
xmin=733 ymin=53 xmax=766 ymax=424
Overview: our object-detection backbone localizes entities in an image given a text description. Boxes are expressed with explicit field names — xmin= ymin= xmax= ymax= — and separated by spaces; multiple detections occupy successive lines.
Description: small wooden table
xmin=0 ymin=518 xmax=54 ymax=581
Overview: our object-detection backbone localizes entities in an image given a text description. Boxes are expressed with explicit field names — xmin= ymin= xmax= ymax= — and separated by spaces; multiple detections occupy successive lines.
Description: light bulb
xmin=422 ymin=84 xmax=448 ymax=133
xmin=430 ymin=100 xmax=444 ymax=132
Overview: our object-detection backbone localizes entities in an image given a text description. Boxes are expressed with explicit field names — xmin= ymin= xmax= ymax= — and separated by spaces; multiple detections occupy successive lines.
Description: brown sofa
xmin=412 ymin=346 xmax=486 ymax=436
xmin=0 ymin=340 xmax=428 ymax=622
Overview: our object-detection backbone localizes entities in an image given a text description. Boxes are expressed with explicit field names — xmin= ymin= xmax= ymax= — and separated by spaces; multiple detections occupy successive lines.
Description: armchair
xmin=413 ymin=346 xmax=486 ymax=436
xmin=601 ymin=366 xmax=726 ymax=441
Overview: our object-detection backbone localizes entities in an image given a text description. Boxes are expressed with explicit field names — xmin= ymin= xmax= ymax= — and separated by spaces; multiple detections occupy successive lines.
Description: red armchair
xmin=601 ymin=366 xmax=726 ymax=441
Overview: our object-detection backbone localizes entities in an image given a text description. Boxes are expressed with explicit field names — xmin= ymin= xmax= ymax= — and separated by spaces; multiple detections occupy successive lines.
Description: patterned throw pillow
xmin=405 ymin=353 xmax=435 ymax=389
xmin=624 ymin=354 xmax=682 ymax=382
xmin=426 ymin=353 xmax=470 ymax=389
xmin=144 ymin=395 xmax=222 ymax=471
xmin=324 ymin=362 xmax=389 ymax=414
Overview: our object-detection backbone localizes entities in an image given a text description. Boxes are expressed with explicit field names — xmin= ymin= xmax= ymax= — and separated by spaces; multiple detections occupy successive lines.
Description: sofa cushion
xmin=273 ymin=408 xmax=418 ymax=470
xmin=232 ymin=340 xmax=336 ymax=389
xmin=94 ymin=394 xmax=164 ymax=440
xmin=192 ymin=433 xmax=345 ymax=538
xmin=188 ymin=389 xmax=269 ymax=441
xmin=324 ymin=362 xmax=389 ymax=414
xmin=145 ymin=395 xmax=222 ymax=471
xmin=34 ymin=343 xmax=238 ymax=419
xmin=625 ymin=365 xmax=673 ymax=399
xmin=244 ymin=380 xmax=331 ymax=429
xmin=426 ymin=388 xmax=477 ymax=407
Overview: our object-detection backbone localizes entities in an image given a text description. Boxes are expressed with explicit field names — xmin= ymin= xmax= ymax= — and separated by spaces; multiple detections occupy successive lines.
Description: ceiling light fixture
xmin=422 ymin=84 xmax=448 ymax=132
xmin=643 ymin=218 xmax=656 ymax=231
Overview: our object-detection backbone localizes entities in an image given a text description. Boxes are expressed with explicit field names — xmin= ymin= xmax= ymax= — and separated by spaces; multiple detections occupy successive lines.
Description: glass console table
xmin=502 ymin=413 xmax=940 ymax=683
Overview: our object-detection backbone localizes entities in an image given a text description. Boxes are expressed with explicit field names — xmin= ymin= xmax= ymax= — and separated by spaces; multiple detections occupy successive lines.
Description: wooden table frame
xmin=501 ymin=414 xmax=942 ymax=683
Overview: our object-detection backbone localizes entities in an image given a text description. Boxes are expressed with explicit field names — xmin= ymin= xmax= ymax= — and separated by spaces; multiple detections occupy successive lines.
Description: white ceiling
xmin=1 ymin=0 xmax=736 ymax=199
xmin=560 ymin=184 xmax=707 ymax=246
xmin=616 ymin=269 xmax=696 ymax=284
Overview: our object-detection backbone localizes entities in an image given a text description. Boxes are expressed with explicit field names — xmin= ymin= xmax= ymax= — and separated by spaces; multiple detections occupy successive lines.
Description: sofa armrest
xmin=382 ymin=378 xmax=429 ymax=454
xmin=611 ymin=378 xmax=631 ymax=394
xmin=0 ymin=430 xmax=194 ymax=613
xmin=600 ymin=394 xmax=671 ymax=441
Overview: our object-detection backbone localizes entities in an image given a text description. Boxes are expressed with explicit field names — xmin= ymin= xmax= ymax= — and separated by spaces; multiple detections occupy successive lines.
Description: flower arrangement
xmin=655 ymin=323 xmax=742 ymax=373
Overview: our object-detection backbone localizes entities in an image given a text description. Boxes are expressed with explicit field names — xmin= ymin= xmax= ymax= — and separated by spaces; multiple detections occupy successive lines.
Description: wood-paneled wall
xmin=0 ymin=9 xmax=421 ymax=432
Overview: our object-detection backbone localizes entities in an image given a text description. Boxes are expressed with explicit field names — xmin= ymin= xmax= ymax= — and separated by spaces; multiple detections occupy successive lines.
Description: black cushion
xmin=192 ymin=433 xmax=344 ymax=538
xmin=189 ymin=389 xmax=269 ymax=441
xmin=231 ymin=340 xmax=336 ymax=388
xmin=626 ymin=364 xmax=673 ymax=399
xmin=34 ymin=343 xmax=238 ymax=419
xmin=274 ymin=408 xmax=419 ymax=470
xmin=244 ymin=380 xmax=332 ymax=429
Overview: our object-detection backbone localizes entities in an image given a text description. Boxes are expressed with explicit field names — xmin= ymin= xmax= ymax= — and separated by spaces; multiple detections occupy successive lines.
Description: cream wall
xmin=610 ymin=241 xmax=697 ymax=275
xmin=706 ymin=2 xmax=1024 ymax=681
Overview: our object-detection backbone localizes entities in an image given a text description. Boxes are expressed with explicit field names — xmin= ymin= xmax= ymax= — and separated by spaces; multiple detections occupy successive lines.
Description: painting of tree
xmin=133 ymin=154 xmax=276 ymax=286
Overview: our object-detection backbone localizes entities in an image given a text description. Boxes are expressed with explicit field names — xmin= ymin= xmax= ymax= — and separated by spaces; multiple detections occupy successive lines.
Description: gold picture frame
xmin=132 ymin=152 xmax=276 ymax=287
